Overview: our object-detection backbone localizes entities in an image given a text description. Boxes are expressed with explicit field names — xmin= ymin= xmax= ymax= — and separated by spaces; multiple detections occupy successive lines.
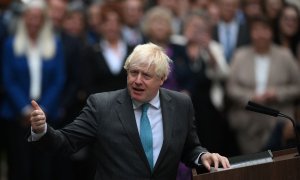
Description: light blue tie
xmin=140 ymin=103 xmax=153 ymax=170
xmin=225 ymin=26 xmax=232 ymax=62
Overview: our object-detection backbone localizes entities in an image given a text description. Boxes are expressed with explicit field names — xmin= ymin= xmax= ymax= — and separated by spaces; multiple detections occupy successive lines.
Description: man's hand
xmin=30 ymin=100 xmax=46 ymax=134
xmin=201 ymin=152 xmax=230 ymax=171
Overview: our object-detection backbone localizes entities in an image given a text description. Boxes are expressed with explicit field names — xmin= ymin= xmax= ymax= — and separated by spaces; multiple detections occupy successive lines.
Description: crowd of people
xmin=0 ymin=0 xmax=300 ymax=179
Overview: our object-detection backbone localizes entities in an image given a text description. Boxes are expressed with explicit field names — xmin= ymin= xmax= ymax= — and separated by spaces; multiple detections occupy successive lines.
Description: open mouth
xmin=133 ymin=87 xmax=144 ymax=92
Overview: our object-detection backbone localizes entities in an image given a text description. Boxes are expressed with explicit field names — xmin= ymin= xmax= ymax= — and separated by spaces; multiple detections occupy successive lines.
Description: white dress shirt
xmin=27 ymin=44 xmax=42 ymax=100
xmin=132 ymin=92 xmax=163 ymax=166
xmin=132 ymin=92 xmax=204 ymax=165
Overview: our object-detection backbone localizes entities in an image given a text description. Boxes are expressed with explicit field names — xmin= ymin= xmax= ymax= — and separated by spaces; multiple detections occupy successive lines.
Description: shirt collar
xmin=220 ymin=19 xmax=237 ymax=28
xmin=132 ymin=91 xmax=160 ymax=110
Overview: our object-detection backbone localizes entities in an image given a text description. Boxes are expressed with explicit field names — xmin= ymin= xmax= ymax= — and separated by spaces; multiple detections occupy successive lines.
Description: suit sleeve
xmin=181 ymin=94 xmax=208 ymax=166
xmin=32 ymin=95 xmax=98 ymax=155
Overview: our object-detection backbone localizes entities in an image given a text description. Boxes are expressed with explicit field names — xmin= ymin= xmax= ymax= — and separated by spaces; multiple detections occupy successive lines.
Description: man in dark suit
xmin=29 ymin=43 xmax=230 ymax=179
xmin=212 ymin=0 xmax=250 ymax=63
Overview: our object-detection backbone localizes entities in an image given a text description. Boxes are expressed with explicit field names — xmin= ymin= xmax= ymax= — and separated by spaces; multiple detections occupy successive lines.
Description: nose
xmin=134 ymin=73 xmax=143 ymax=84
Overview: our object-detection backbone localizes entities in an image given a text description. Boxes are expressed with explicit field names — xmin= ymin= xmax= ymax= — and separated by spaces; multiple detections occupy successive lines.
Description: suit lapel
xmin=115 ymin=89 xmax=150 ymax=169
xmin=115 ymin=89 xmax=176 ymax=172
xmin=154 ymin=89 xmax=174 ymax=171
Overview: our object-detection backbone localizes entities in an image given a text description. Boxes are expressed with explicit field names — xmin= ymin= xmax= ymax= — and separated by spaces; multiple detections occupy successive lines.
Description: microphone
xmin=246 ymin=101 xmax=279 ymax=117
xmin=245 ymin=101 xmax=300 ymax=155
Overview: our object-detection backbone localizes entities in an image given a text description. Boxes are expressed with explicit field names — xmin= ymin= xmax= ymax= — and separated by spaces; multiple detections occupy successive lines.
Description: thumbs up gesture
xmin=30 ymin=100 xmax=46 ymax=134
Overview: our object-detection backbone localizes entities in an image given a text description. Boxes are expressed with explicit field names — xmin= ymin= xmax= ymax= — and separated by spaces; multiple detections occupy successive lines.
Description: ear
xmin=159 ymin=76 xmax=165 ymax=86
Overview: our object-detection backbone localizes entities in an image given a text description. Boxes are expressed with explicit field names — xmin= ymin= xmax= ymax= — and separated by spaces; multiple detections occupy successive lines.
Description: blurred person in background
xmin=188 ymin=0 xmax=221 ymax=27
xmin=0 ymin=1 xmax=66 ymax=179
xmin=47 ymin=0 xmax=68 ymax=33
xmin=183 ymin=12 xmax=229 ymax=110
xmin=263 ymin=0 xmax=286 ymax=21
xmin=47 ymin=0 xmax=83 ymax=129
xmin=0 ymin=0 xmax=9 ymax=59
xmin=241 ymin=0 xmax=264 ymax=21
xmin=80 ymin=1 xmax=134 ymax=96
xmin=207 ymin=1 xmax=221 ymax=26
xmin=86 ymin=1 xmax=102 ymax=44
xmin=272 ymin=4 xmax=300 ymax=144
xmin=63 ymin=1 xmax=87 ymax=42
xmin=262 ymin=0 xmax=285 ymax=31
xmin=286 ymin=0 xmax=300 ymax=9
xmin=212 ymin=0 xmax=250 ymax=63
xmin=0 ymin=1 xmax=23 ymax=35
xmin=142 ymin=6 xmax=190 ymax=92
xmin=59 ymin=1 xmax=89 ymax=90
xmin=48 ymin=0 xmax=81 ymax=107
xmin=189 ymin=0 xmax=211 ymax=12
xmin=182 ymin=12 xmax=238 ymax=156
xmin=227 ymin=16 xmax=300 ymax=154
xmin=62 ymin=2 xmax=97 ymax=179
xmin=273 ymin=3 xmax=300 ymax=59
xmin=156 ymin=0 xmax=188 ymax=35
xmin=47 ymin=0 xmax=83 ymax=128
xmin=122 ymin=0 xmax=146 ymax=46
xmin=53 ymin=0 xmax=87 ymax=131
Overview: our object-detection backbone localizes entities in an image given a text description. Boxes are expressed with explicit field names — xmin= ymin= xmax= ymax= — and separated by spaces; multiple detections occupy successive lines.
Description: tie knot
xmin=142 ymin=103 xmax=150 ymax=113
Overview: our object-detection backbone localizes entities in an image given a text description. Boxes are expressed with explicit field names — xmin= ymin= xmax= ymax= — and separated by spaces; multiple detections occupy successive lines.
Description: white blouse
xmin=255 ymin=54 xmax=270 ymax=95
xmin=100 ymin=40 xmax=127 ymax=75
xmin=27 ymin=44 xmax=42 ymax=100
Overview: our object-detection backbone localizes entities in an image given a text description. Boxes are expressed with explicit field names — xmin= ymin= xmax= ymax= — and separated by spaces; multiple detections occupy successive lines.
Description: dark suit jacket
xmin=212 ymin=23 xmax=250 ymax=57
xmin=34 ymin=88 xmax=207 ymax=179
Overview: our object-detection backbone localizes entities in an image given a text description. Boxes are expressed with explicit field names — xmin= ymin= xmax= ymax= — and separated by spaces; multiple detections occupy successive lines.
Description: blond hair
xmin=142 ymin=6 xmax=173 ymax=36
xmin=124 ymin=43 xmax=172 ymax=80
xmin=14 ymin=0 xmax=56 ymax=59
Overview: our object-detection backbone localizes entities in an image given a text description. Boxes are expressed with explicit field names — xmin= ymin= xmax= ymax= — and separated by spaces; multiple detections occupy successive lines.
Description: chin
xmin=132 ymin=97 xmax=145 ymax=103
xmin=133 ymin=94 xmax=150 ymax=103
xmin=130 ymin=93 xmax=142 ymax=101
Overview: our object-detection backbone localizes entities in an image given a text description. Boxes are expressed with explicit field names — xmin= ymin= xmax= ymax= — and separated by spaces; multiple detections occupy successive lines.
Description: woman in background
xmin=0 ymin=1 xmax=65 ymax=179
xmin=227 ymin=16 xmax=300 ymax=154
xmin=262 ymin=0 xmax=285 ymax=31
xmin=274 ymin=3 xmax=300 ymax=59
xmin=80 ymin=2 xmax=133 ymax=96
xmin=142 ymin=6 xmax=191 ymax=92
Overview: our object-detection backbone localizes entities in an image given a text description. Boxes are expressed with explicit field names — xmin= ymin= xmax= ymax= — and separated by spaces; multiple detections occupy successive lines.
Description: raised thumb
xmin=31 ymin=100 xmax=41 ymax=110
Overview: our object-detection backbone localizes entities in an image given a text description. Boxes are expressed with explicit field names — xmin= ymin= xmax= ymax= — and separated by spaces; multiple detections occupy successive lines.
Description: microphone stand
xmin=245 ymin=101 xmax=300 ymax=156
xmin=278 ymin=112 xmax=300 ymax=156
